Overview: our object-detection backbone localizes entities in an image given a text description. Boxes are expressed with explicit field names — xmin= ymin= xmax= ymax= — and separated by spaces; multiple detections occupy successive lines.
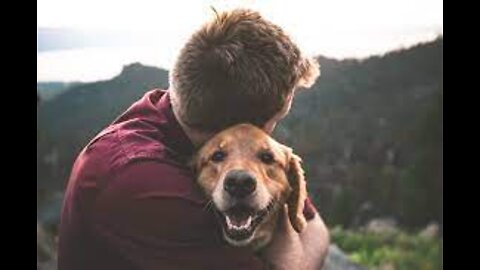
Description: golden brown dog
xmin=193 ymin=123 xmax=308 ymax=250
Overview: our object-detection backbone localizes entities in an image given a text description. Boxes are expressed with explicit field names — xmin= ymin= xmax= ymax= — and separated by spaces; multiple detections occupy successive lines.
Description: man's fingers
xmin=278 ymin=204 xmax=296 ymax=234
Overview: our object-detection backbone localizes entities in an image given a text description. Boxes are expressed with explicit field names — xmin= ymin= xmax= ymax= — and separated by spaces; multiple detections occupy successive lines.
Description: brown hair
xmin=170 ymin=8 xmax=319 ymax=132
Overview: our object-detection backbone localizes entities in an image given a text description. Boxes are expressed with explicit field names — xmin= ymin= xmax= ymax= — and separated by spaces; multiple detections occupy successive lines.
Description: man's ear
xmin=296 ymin=57 xmax=320 ymax=89
xmin=286 ymin=152 xmax=308 ymax=233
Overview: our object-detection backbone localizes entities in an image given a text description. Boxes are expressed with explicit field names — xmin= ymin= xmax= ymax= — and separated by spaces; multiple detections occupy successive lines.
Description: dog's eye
xmin=258 ymin=151 xmax=275 ymax=165
xmin=211 ymin=150 xmax=227 ymax=163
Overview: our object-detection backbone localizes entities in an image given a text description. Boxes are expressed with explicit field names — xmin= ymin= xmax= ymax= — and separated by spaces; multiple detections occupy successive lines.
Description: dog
xmin=192 ymin=123 xmax=308 ymax=250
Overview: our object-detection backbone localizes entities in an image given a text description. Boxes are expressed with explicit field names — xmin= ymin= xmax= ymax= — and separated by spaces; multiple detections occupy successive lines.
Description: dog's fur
xmin=193 ymin=123 xmax=307 ymax=250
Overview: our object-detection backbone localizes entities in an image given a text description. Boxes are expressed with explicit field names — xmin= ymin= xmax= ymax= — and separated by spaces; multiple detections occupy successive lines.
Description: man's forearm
xmin=299 ymin=214 xmax=330 ymax=270
xmin=261 ymin=208 xmax=330 ymax=270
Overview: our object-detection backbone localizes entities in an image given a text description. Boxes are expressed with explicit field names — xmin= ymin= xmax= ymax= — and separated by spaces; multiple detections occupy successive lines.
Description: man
xmin=58 ymin=9 xmax=329 ymax=270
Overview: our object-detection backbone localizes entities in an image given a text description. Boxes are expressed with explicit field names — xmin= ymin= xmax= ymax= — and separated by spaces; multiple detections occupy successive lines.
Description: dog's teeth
xmin=245 ymin=216 xmax=252 ymax=228
xmin=226 ymin=216 xmax=233 ymax=229
xmin=225 ymin=215 xmax=253 ymax=231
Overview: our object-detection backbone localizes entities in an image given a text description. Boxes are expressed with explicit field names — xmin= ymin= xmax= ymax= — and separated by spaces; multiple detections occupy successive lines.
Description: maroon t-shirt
xmin=57 ymin=89 xmax=317 ymax=270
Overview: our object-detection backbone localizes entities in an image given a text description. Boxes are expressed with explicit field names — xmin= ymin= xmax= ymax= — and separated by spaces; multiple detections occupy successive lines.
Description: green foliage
xmin=275 ymin=39 xmax=443 ymax=229
xmin=331 ymin=227 xmax=442 ymax=270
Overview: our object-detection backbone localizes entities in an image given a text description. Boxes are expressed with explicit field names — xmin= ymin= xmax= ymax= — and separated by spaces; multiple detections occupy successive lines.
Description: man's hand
xmin=261 ymin=205 xmax=330 ymax=270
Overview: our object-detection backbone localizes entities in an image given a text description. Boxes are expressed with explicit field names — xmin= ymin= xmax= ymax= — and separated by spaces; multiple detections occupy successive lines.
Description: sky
xmin=37 ymin=0 xmax=443 ymax=82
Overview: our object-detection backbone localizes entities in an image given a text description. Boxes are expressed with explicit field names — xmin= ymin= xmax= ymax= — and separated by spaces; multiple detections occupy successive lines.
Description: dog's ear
xmin=286 ymin=151 xmax=308 ymax=233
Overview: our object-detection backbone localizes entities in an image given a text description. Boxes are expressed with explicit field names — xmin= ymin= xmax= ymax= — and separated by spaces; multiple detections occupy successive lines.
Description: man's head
xmin=170 ymin=9 xmax=319 ymax=134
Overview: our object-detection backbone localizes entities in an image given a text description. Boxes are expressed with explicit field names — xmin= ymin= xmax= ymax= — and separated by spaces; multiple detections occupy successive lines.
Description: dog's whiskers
xmin=265 ymin=199 xmax=277 ymax=216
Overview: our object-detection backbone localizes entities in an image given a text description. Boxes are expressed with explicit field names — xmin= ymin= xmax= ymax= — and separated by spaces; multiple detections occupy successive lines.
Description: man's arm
xmin=261 ymin=204 xmax=330 ymax=270
xmin=91 ymin=160 xmax=267 ymax=269
xmin=300 ymin=213 xmax=331 ymax=269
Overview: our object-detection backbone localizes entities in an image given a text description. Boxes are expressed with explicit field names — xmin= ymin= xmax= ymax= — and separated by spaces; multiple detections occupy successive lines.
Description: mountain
xmin=37 ymin=82 xmax=83 ymax=101
xmin=37 ymin=39 xmax=443 ymax=231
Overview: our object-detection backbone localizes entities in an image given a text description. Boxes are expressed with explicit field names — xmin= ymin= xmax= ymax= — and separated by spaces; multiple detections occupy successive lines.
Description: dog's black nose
xmin=224 ymin=170 xmax=257 ymax=198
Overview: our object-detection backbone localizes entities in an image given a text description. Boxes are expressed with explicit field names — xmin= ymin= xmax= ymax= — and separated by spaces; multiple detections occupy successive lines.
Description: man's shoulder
xmin=77 ymin=118 xmax=171 ymax=174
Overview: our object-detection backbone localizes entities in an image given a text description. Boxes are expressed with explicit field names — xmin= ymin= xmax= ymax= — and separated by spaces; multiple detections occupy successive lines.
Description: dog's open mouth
xmin=216 ymin=202 xmax=275 ymax=242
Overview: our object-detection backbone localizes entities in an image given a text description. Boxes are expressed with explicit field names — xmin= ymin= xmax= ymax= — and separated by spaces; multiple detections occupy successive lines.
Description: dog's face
xmin=193 ymin=124 xmax=307 ymax=248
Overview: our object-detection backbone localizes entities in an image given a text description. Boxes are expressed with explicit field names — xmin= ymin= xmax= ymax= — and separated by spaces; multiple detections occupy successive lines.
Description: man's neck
xmin=169 ymin=93 xmax=213 ymax=148
xmin=177 ymin=119 xmax=214 ymax=148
